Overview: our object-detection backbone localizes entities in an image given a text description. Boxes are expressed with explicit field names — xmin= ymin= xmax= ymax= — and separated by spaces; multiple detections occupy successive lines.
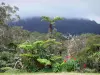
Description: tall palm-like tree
xmin=41 ymin=16 xmax=63 ymax=34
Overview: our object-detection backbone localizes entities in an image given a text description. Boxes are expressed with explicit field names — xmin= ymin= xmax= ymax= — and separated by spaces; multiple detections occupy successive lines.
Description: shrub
xmin=77 ymin=45 xmax=100 ymax=72
xmin=37 ymin=58 xmax=51 ymax=66
xmin=0 ymin=51 xmax=14 ymax=68
xmin=0 ymin=67 xmax=26 ymax=73
xmin=0 ymin=67 xmax=13 ymax=72
xmin=52 ymin=62 xmax=61 ymax=72
xmin=18 ymin=39 xmax=62 ymax=72
xmin=88 ymin=52 xmax=100 ymax=72
xmin=0 ymin=60 xmax=6 ymax=68
xmin=83 ymin=68 xmax=96 ymax=73
xmin=0 ymin=51 xmax=14 ymax=61
xmin=50 ymin=56 xmax=62 ymax=63
xmin=20 ymin=54 xmax=39 ymax=72
xmin=61 ymin=59 xmax=78 ymax=72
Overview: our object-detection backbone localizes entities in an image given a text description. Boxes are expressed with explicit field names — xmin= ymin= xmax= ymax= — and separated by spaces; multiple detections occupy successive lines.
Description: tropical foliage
xmin=0 ymin=2 xmax=100 ymax=73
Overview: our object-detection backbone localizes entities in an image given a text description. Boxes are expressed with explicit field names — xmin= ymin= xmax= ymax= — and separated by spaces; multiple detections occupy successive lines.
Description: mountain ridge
xmin=10 ymin=17 xmax=100 ymax=35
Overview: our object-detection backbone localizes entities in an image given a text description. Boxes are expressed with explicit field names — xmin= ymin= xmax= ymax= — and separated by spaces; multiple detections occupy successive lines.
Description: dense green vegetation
xmin=0 ymin=2 xmax=100 ymax=74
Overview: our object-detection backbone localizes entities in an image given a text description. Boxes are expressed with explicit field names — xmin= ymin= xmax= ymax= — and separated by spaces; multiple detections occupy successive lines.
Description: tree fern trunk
xmin=49 ymin=24 xmax=52 ymax=33
xmin=48 ymin=24 xmax=53 ymax=38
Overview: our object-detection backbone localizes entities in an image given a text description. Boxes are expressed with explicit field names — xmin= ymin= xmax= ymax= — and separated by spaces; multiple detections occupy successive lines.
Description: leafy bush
xmin=61 ymin=59 xmax=78 ymax=72
xmin=18 ymin=39 xmax=62 ymax=72
xmin=0 ymin=60 xmax=6 ymax=68
xmin=52 ymin=62 xmax=61 ymax=72
xmin=0 ymin=51 xmax=15 ymax=71
xmin=50 ymin=56 xmax=62 ymax=63
xmin=0 ymin=51 xmax=14 ymax=61
xmin=83 ymin=68 xmax=96 ymax=73
xmin=77 ymin=44 xmax=100 ymax=71
xmin=88 ymin=52 xmax=100 ymax=72
xmin=0 ymin=67 xmax=13 ymax=72
xmin=37 ymin=58 xmax=51 ymax=66
xmin=20 ymin=54 xmax=38 ymax=72
xmin=0 ymin=67 xmax=26 ymax=73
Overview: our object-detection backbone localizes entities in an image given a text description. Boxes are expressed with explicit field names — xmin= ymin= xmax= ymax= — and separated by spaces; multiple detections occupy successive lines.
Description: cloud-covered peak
xmin=0 ymin=0 xmax=100 ymax=23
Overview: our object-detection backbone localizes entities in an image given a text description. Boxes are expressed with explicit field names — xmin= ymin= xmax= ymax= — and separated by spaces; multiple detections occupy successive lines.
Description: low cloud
xmin=0 ymin=0 xmax=100 ymax=23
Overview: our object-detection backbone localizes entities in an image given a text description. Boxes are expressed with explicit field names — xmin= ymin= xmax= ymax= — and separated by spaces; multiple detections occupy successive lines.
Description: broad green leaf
xmin=37 ymin=58 xmax=51 ymax=65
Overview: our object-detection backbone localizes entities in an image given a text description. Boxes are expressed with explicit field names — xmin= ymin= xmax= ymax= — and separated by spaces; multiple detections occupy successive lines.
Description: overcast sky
xmin=0 ymin=0 xmax=100 ymax=23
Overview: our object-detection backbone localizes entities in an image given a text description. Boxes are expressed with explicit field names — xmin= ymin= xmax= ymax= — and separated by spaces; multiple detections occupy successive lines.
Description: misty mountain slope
xmin=10 ymin=17 xmax=100 ymax=35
